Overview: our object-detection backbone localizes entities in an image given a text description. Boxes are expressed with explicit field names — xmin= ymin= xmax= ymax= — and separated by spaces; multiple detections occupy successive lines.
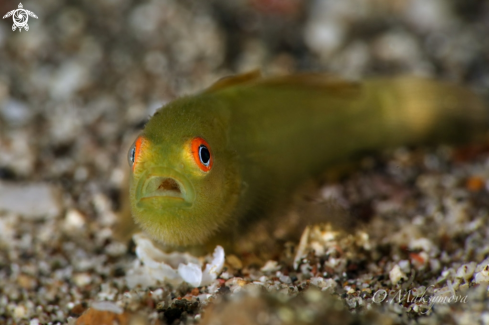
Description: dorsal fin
xmin=204 ymin=70 xmax=262 ymax=93
xmin=205 ymin=71 xmax=361 ymax=98
xmin=253 ymin=73 xmax=362 ymax=97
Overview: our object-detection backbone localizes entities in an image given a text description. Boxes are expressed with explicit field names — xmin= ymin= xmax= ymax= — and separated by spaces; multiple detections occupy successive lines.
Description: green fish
xmin=128 ymin=71 xmax=487 ymax=247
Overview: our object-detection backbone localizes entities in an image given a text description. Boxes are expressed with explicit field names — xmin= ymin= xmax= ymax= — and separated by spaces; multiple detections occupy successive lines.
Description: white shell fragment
xmin=126 ymin=233 xmax=225 ymax=288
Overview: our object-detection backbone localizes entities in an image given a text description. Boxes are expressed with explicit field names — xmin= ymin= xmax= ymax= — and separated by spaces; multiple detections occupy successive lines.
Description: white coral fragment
xmin=178 ymin=263 xmax=203 ymax=288
xmin=125 ymin=233 xmax=224 ymax=288
xmin=201 ymin=245 xmax=225 ymax=286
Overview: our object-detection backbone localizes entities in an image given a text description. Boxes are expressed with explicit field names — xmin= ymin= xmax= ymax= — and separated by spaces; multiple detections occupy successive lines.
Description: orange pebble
xmin=76 ymin=308 xmax=131 ymax=325
xmin=466 ymin=176 xmax=485 ymax=192
xmin=409 ymin=253 xmax=425 ymax=264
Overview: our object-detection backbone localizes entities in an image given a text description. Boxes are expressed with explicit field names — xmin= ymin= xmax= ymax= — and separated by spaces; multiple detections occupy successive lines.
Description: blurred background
xmin=1 ymin=0 xmax=489 ymax=323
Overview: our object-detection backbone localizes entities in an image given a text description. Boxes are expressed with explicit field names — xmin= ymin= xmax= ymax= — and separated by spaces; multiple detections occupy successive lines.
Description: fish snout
xmin=137 ymin=168 xmax=195 ymax=205
xmin=144 ymin=176 xmax=184 ymax=198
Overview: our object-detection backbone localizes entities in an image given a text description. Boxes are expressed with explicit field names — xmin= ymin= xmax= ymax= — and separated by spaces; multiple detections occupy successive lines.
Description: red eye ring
xmin=129 ymin=136 xmax=145 ymax=171
xmin=191 ymin=137 xmax=213 ymax=172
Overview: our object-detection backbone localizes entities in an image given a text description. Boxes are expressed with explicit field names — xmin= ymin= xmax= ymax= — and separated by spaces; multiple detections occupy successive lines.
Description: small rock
xmin=278 ymin=273 xmax=292 ymax=284
xmin=70 ymin=303 xmax=88 ymax=317
xmin=64 ymin=209 xmax=86 ymax=230
xmin=261 ymin=260 xmax=280 ymax=273
xmin=105 ymin=242 xmax=127 ymax=257
xmin=389 ymin=265 xmax=407 ymax=284
xmin=75 ymin=307 xmax=131 ymax=325
xmin=456 ymin=262 xmax=476 ymax=283
xmin=13 ymin=305 xmax=26 ymax=319
xmin=51 ymin=61 xmax=89 ymax=100
xmin=91 ymin=301 xmax=123 ymax=314
xmin=466 ymin=176 xmax=485 ymax=192
xmin=17 ymin=274 xmax=37 ymax=290
xmin=474 ymin=265 xmax=489 ymax=284
xmin=310 ymin=277 xmax=337 ymax=292
xmin=398 ymin=260 xmax=411 ymax=274
xmin=226 ymin=254 xmax=243 ymax=269
xmin=73 ymin=273 xmax=92 ymax=287
xmin=0 ymin=182 xmax=61 ymax=219
xmin=0 ymin=99 xmax=33 ymax=126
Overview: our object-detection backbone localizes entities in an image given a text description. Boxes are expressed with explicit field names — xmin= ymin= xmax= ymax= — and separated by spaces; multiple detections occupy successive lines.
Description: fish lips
xmin=136 ymin=167 xmax=195 ymax=207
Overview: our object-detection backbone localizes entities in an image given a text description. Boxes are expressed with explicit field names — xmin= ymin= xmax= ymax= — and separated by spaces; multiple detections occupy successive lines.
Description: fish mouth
xmin=143 ymin=176 xmax=185 ymax=199
xmin=136 ymin=168 xmax=194 ymax=206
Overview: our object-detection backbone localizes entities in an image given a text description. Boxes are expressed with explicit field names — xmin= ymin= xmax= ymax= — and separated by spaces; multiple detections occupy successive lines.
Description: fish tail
xmin=368 ymin=77 xmax=489 ymax=148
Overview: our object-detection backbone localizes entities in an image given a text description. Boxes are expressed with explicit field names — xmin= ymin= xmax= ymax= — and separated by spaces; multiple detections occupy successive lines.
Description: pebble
xmin=474 ymin=266 xmax=489 ymax=284
xmin=0 ymin=99 xmax=33 ymax=126
xmin=226 ymin=254 xmax=243 ymax=270
xmin=50 ymin=61 xmax=89 ymax=100
xmin=261 ymin=260 xmax=280 ymax=272
xmin=91 ymin=301 xmax=123 ymax=314
xmin=398 ymin=260 xmax=411 ymax=274
xmin=64 ymin=209 xmax=86 ymax=230
xmin=75 ymin=307 xmax=131 ymax=325
xmin=73 ymin=273 xmax=92 ymax=287
xmin=404 ymin=0 xmax=452 ymax=32
xmin=389 ymin=265 xmax=407 ymax=284
xmin=0 ymin=182 xmax=61 ymax=219
xmin=13 ymin=305 xmax=26 ymax=319
xmin=310 ymin=277 xmax=337 ymax=292
xmin=456 ymin=263 xmax=477 ymax=283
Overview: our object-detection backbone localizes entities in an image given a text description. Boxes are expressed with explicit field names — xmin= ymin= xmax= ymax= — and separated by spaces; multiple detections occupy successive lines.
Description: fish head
xmin=128 ymin=96 xmax=240 ymax=246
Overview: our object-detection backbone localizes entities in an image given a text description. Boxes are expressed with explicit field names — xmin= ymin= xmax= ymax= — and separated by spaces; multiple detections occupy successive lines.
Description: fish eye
xmin=128 ymin=146 xmax=136 ymax=166
xmin=191 ymin=137 xmax=213 ymax=172
xmin=128 ymin=136 xmax=144 ymax=171
xmin=199 ymin=145 xmax=210 ymax=166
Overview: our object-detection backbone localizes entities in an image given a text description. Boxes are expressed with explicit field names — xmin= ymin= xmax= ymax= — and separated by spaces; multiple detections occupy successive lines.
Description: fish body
xmin=128 ymin=72 xmax=488 ymax=246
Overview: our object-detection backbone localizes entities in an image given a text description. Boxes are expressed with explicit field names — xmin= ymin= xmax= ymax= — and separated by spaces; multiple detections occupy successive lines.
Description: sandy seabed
xmin=1 ymin=0 xmax=489 ymax=324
